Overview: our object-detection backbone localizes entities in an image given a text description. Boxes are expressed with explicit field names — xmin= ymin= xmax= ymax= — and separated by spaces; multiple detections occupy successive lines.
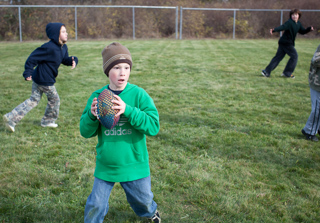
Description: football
xmin=96 ymin=89 xmax=120 ymax=129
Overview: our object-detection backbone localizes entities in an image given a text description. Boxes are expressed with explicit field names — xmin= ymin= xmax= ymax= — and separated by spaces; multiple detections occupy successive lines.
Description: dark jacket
xmin=272 ymin=18 xmax=312 ymax=46
xmin=23 ymin=22 xmax=78 ymax=86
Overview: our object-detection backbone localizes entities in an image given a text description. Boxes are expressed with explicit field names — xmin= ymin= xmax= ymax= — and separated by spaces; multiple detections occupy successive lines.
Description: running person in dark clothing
xmin=261 ymin=9 xmax=313 ymax=78
xmin=3 ymin=23 xmax=78 ymax=132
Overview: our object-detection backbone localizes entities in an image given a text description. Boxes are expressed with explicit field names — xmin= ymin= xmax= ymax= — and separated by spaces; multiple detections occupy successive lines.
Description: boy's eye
xmin=112 ymin=65 xmax=130 ymax=70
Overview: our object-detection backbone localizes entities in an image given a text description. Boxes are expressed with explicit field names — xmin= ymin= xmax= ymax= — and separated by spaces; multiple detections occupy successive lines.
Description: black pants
xmin=265 ymin=43 xmax=298 ymax=77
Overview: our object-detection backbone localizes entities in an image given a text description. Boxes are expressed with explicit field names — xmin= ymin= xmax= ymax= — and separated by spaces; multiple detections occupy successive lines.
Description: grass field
xmin=1 ymin=39 xmax=320 ymax=223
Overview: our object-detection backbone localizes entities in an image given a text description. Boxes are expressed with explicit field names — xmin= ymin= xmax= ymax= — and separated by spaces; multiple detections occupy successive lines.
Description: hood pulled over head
xmin=46 ymin=22 xmax=65 ymax=45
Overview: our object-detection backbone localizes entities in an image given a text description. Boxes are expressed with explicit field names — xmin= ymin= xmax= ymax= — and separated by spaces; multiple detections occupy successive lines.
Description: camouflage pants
xmin=5 ymin=82 xmax=60 ymax=126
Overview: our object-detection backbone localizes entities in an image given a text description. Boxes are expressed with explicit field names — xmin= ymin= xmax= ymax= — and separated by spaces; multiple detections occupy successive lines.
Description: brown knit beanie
xmin=102 ymin=42 xmax=132 ymax=76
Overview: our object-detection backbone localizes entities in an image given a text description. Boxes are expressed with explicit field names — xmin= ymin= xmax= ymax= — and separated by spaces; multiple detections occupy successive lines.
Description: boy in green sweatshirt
xmin=80 ymin=42 xmax=161 ymax=223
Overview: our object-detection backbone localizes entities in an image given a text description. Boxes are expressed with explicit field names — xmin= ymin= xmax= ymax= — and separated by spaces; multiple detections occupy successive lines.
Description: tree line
xmin=0 ymin=0 xmax=319 ymax=41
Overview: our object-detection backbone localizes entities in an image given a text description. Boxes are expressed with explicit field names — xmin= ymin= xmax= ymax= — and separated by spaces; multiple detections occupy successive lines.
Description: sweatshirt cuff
xmin=123 ymin=104 xmax=133 ymax=117
xmin=87 ymin=109 xmax=99 ymax=121
xmin=73 ymin=56 xmax=79 ymax=65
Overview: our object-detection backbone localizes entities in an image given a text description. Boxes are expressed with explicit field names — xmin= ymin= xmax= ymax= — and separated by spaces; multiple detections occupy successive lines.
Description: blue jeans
xmin=84 ymin=176 xmax=157 ymax=223
xmin=265 ymin=44 xmax=298 ymax=77
xmin=303 ymin=88 xmax=320 ymax=136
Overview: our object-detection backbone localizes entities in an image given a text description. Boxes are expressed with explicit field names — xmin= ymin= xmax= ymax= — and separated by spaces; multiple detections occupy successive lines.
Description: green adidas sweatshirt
xmin=80 ymin=83 xmax=160 ymax=182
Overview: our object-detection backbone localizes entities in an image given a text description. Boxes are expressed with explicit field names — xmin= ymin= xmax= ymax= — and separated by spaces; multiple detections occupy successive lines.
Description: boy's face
xmin=59 ymin=26 xmax=68 ymax=43
xmin=108 ymin=63 xmax=131 ymax=90
xmin=291 ymin=13 xmax=299 ymax=22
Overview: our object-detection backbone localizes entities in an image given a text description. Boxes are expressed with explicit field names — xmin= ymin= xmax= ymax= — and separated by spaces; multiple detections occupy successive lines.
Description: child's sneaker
xmin=301 ymin=129 xmax=318 ymax=142
xmin=3 ymin=115 xmax=15 ymax=132
xmin=41 ymin=122 xmax=58 ymax=128
xmin=281 ymin=73 xmax=295 ymax=79
xmin=261 ymin=70 xmax=270 ymax=77
xmin=148 ymin=210 xmax=161 ymax=223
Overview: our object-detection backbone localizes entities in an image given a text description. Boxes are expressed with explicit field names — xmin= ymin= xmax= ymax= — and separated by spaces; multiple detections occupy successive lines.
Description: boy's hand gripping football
xmin=91 ymin=97 xmax=98 ymax=118
xmin=112 ymin=95 xmax=126 ymax=117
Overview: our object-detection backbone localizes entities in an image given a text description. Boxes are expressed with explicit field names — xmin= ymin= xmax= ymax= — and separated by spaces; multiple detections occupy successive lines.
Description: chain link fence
xmin=0 ymin=5 xmax=319 ymax=41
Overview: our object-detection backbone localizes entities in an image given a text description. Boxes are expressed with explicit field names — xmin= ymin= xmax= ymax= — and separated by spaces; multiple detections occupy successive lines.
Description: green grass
xmin=1 ymin=39 xmax=320 ymax=223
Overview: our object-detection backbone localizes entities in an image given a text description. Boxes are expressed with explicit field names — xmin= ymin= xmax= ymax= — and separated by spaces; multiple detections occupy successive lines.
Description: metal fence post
xmin=233 ymin=10 xmax=236 ymax=39
xmin=132 ymin=7 xmax=135 ymax=40
xmin=179 ymin=7 xmax=183 ymax=40
xmin=19 ymin=6 xmax=22 ymax=42
xmin=175 ymin=6 xmax=178 ymax=39
xmin=75 ymin=7 xmax=77 ymax=40
xmin=280 ymin=10 xmax=283 ymax=37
